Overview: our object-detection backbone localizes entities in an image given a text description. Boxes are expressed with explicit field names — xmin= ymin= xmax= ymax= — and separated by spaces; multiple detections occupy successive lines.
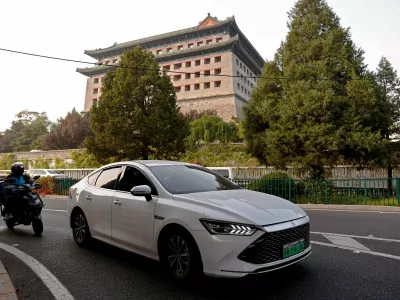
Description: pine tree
xmin=244 ymin=0 xmax=381 ymax=178
xmin=86 ymin=47 xmax=188 ymax=162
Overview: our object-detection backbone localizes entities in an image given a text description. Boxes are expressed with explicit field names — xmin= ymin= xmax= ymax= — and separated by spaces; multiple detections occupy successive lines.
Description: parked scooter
xmin=0 ymin=175 xmax=44 ymax=235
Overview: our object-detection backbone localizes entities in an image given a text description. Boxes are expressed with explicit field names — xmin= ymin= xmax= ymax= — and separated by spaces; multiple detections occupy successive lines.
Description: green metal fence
xmin=53 ymin=178 xmax=80 ymax=196
xmin=235 ymin=177 xmax=400 ymax=206
xmin=50 ymin=176 xmax=400 ymax=206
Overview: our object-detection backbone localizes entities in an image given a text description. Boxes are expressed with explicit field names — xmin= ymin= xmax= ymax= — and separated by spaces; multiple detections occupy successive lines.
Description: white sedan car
xmin=68 ymin=161 xmax=311 ymax=281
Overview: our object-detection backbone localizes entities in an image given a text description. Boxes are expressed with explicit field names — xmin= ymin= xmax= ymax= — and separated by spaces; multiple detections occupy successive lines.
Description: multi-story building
xmin=77 ymin=14 xmax=264 ymax=121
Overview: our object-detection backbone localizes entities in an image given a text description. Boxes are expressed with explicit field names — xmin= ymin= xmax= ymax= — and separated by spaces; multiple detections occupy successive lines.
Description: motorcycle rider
xmin=3 ymin=162 xmax=32 ymax=220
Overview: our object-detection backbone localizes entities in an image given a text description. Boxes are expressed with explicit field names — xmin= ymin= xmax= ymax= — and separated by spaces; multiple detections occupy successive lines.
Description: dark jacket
xmin=5 ymin=173 xmax=32 ymax=185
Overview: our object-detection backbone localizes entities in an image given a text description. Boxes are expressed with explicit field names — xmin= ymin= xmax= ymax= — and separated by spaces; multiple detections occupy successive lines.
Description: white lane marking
xmin=43 ymin=209 xmax=67 ymax=213
xmin=0 ymin=242 xmax=75 ymax=300
xmin=322 ymin=234 xmax=370 ymax=251
xmin=304 ymin=208 xmax=400 ymax=214
xmin=311 ymin=241 xmax=400 ymax=261
xmin=311 ymin=231 xmax=400 ymax=243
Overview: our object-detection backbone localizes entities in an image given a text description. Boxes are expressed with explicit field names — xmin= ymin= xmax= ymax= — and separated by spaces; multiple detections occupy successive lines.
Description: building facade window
xmin=214 ymin=68 xmax=221 ymax=75
xmin=197 ymin=41 xmax=203 ymax=47
xmin=163 ymin=65 xmax=170 ymax=71
xmin=185 ymin=85 xmax=190 ymax=91
xmin=105 ymin=61 xmax=110 ymax=65
xmin=188 ymin=43 xmax=194 ymax=49
xmin=194 ymin=84 xmax=200 ymax=90
xmin=113 ymin=59 xmax=118 ymax=64
xmin=214 ymin=81 xmax=221 ymax=88
xmin=177 ymin=45 xmax=183 ymax=50
xmin=195 ymin=60 xmax=201 ymax=66
xmin=156 ymin=49 xmax=162 ymax=55
xmin=237 ymin=83 xmax=240 ymax=90
xmin=204 ymin=82 xmax=210 ymax=89
xmin=240 ymin=62 xmax=242 ymax=69
xmin=204 ymin=70 xmax=210 ymax=77
xmin=185 ymin=73 xmax=191 ymax=79
xmin=204 ymin=58 xmax=210 ymax=64
xmin=94 ymin=78 xmax=99 ymax=84
xmin=173 ymin=75 xmax=181 ymax=81
xmin=175 ymin=86 xmax=181 ymax=92
xmin=236 ymin=59 xmax=239 ymax=66
xmin=195 ymin=72 xmax=200 ymax=78
xmin=214 ymin=56 xmax=221 ymax=63
xmin=206 ymin=39 xmax=212 ymax=45
xmin=185 ymin=61 xmax=191 ymax=68
xmin=93 ymin=88 xmax=99 ymax=94
xmin=216 ymin=37 xmax=223 ymax=43
xmin=167 ymin=47 xmax=172 ymax=53
xmin=174 ymin=63 xmax=182 ymax=70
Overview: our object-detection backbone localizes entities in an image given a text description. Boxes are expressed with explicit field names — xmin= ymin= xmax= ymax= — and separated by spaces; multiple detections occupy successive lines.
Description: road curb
xmin=0 ymin=260 xmax=18 ymax=300
xmin=299 ymin=204 xmax=400 ymax=212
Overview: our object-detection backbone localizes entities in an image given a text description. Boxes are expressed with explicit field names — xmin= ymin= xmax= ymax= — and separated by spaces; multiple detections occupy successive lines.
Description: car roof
xmin=105 ymin=160 xmax=199 ymax=168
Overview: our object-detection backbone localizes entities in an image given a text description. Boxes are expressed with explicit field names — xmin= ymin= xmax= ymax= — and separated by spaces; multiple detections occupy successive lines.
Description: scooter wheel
xmin=5 ymin=221 xmax=15 ymax=229
xmin=32 ymin=219 xmax=43 ymax=236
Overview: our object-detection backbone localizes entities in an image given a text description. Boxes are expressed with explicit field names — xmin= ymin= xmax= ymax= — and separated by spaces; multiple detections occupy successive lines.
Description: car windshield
xmin=48 ymin=170 xmax=63 ymax=174
xmin=149 ymin=165 xmax=241 ymax=194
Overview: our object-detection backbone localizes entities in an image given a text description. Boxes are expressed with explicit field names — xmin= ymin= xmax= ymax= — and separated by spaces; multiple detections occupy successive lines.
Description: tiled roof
xmin=77 ymin=36 xmax=240 ymax=76
xmin=84 ymin=17 xmax=235 ymax=58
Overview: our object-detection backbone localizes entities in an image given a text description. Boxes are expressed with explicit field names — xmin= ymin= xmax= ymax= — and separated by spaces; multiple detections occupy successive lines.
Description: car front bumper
xmin=192 ymin=216 xmax=311 ymax=278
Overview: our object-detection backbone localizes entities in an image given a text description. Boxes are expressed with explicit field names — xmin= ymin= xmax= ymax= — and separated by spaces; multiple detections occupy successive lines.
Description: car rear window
xmin=95 ymin=167 xmax=121 ymax=190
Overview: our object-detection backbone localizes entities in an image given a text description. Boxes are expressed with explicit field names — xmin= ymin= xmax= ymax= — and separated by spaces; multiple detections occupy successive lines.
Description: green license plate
xmin=283 ymin=239 xmax=305 ymax=259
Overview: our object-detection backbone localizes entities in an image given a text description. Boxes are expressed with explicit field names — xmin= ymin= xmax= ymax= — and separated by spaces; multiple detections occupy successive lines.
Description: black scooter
xmin=0 ymin=175 xmax=44 ymax=236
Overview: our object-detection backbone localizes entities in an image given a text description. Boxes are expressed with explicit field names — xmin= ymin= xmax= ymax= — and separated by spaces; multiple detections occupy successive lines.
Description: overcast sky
xmin=0 ymin=0 xmax=399 ymax=131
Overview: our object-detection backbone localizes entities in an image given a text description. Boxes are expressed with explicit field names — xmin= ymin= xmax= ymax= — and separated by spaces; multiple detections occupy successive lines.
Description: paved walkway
xmin=0 ymin=260 xmax=17 ymax=300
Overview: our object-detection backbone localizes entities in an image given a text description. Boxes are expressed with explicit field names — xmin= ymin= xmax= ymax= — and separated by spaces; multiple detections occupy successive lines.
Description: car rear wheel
xmin=5 ymin=220 xmax=15 ymax=229
xmin=72 ymin=210 xmax=91 ymax=246
xmin=160 ymin=228 xmax=203 ymax=281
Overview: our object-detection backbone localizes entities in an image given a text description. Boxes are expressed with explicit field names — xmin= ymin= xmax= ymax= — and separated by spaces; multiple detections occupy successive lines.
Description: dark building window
xmin=173 ymin=75 xmax=181 ymax=81
xmin=215 ymin=68 xmax=222 ymax=75
xmin=195 ymin=60 xmax=201 ymax=66
xmin=204 ymin=82 xmax=210 ymax=89
xmin=195 ymin=72 xmax=200 ymax=78
xmin=194 ymin=84 xmax=200 ymax=90
xmin=163 ymin=65 xmax=170 ymax=71
xmin=94 ymin=78 xmax=99 ymax=84
xmin=185 ymin=73 xmax=191 ymax=79
xmin=216 ymin=37 xmax=223 ymax=43
xmin=185 ymin=61 xmax=192 ymax=68
xmin=206 ymin=39 xmax=213 ymax=45
xmin=204 ymin=70 xmax=211 ymax=77
xmin=214 ymin=81 xmax=221 ymax=88
xmin=175 ymin=86 xmax=181 ymax=92
xmin=174 ymin=63 xmax=182 ymax=70
xmin=204 ymin=58 xmax=211 ymax=64
xmin=177 ymin=45 xmax=183 ymax=50
xmin=93 ymin=88 xmax=99 ymax=94
xmin=214 ymin=56 xmax=221 ymax=63
xmin=167 ymin=47 xmax=173 ymax=53
xmin=188 ymin=43 xmax=194 ymax=49
xmin=197 ymin=41 xmax=203 ymax=47
xmin=185 ymin=85 xmax=190 ymax=91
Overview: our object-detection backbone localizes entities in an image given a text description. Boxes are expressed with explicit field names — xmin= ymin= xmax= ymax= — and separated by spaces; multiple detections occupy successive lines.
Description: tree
xmin=370 ymin=57 xmax=400 ymax=189
xmin=43 ymin=108 xmax=92 ymax=150
xmin=186 ymin=115 xmax=238 ymax=147
xmin=3 ymin=110 xmax=51 ymax=152
xmin=86 ymin=47 xmax=189 ymax=162
xmin=244 ymin=0 xmax=382 ymax=178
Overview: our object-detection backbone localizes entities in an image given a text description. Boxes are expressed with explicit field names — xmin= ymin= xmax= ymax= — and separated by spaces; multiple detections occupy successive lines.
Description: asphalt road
xmin=0 ymin=198 xmax=400 ymax=300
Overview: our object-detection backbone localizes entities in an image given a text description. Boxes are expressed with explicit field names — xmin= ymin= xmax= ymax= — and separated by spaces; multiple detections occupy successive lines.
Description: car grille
xmin=238 ymin=223 xmax=310 ymax=265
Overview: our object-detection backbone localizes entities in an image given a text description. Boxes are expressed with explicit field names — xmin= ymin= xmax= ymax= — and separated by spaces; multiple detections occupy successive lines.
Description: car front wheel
xmin=160 ymin=228 xmax=203 ymax=281
xmin=72 ymin=210 xmax=91 ymax=246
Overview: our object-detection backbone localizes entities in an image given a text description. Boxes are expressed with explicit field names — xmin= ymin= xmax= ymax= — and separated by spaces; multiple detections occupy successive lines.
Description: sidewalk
xmin=299 ymin=204 xmax=400 ymax=212
xmin=0 ymin=261 xmax=17 ymax=300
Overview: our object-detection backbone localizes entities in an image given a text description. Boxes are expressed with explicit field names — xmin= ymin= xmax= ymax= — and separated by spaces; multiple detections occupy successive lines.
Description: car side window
xmin=117 ymin=166 xmax=157 ymax=195
xmin=87 ymin=172 xmax=100 ymax=186
xmin=94 ymin=167 xmax=121 ymax=190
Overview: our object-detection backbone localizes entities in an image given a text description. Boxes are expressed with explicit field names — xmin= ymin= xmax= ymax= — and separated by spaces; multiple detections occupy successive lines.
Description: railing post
xmin=364 ymin=177 xmax=367 ymax=205
xmin=396 ymin=176 xmax=400 ymax=206
xmin=289 ymin=178 xmax=292 ymax=202
xmin=325 ymin=180 xmax=328 ymax=204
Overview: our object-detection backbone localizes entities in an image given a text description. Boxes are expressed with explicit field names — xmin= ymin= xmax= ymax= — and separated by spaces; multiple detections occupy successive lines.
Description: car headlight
xmin=200 ymin=219 xmax=258 ymax=236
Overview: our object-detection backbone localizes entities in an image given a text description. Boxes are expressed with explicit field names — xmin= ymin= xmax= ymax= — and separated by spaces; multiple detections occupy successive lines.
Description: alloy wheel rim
xmin=167 ymin=236 xmax=190 ymax=277
xmin=74 ymin=214 xmax=86 ymax=243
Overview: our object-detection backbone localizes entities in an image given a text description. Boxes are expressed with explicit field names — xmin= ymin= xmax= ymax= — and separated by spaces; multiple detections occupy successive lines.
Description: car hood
xmin=173 ymin=189 xmax=307 ymax=226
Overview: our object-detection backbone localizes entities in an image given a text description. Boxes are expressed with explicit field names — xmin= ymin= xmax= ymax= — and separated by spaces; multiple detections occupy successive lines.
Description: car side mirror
xmin=130 ymin=185 xmax=152 ymax=201
xmin=33 ymin=175 xmax=40 ymax=181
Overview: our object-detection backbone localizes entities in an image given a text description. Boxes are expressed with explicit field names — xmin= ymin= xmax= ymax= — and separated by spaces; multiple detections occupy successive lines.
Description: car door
xmin=82 ymin=166 xmax=122 ymax=239
xmin=112 ymin=165 xmax=158 ymax=254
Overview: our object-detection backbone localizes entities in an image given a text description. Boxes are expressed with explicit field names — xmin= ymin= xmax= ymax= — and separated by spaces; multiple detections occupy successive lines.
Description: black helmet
xmin=11 ymin=162 xmax=25 ymax=176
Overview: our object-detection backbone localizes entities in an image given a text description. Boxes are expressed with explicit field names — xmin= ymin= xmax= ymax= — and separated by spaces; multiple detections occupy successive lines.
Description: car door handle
xmin=85 ymin=195 xmax=92 ymax=201
xmin=113 ymin=199 xmax=122 ymax=206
